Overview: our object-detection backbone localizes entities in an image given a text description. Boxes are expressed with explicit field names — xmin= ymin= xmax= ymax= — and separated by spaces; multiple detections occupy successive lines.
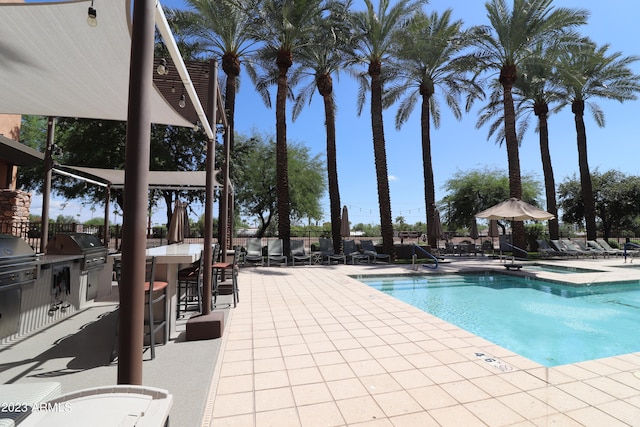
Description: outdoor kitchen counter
xmin=12 ymin=255 xmax=86 ymax=342
xmin=35 ymin=254 xmax=83 ymax=265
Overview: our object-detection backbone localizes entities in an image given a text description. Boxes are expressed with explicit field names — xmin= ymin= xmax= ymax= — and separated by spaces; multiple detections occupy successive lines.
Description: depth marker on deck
xmin=474 ymin=352 xmax=516 ymax=372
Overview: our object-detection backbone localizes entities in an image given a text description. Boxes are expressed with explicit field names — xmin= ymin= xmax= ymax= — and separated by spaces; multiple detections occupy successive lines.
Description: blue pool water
xmin=359 ymin=274 xmax=640 ymax=366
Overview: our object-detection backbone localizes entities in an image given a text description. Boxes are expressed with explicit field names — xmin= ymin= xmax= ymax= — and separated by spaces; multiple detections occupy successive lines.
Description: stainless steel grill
xmin=0 ymin=234 xmax=38 ymax=340
xmin=0 ymin=234 xmax=38 ymax=287
xmin=46 ymin=233 xmax=108 ymax=272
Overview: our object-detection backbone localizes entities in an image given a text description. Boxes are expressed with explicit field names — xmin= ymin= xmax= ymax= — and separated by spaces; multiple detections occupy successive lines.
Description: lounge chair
xmin=290 ymin=240 xmax=311 ymax=266
xmin=595 ymin=238 xmax=625 ymax=256
xmin=572 ymin=240 xmax=600 ymax=258
xmin=587 ymin=240 xmax=615 ymax=257
xmin=535 ymin=239 xmax=561 ymax=258
xmin=360 ymin=239 xmax=390 ymax=263
xmin=343 ymin=240 xmax=370 ymax=264
xmin=267 ymin=239 xmax=288 ymax=266
xmin=561 ymin=239 xmax=598 ymax=258
xmin=550 ymin=240 xmax=581 ymax=257
xmin=243 ymin=238 xmax=263 ymax=266
xmin=319 ymin=237 xmax=345 ymax=264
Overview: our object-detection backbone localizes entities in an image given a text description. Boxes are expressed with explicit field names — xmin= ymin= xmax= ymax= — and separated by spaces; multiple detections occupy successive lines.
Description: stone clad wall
xmin=0 ymin=189 xmax=31 ymax=236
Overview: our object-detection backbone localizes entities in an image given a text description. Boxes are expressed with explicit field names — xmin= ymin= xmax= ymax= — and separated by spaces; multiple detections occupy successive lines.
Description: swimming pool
xmin=358 ymin=274 xmax=640 ymax=367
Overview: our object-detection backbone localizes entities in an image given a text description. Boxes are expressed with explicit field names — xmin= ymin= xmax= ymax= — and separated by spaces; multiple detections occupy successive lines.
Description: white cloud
xmin=388 ymin=175 xmax=399 ymax=182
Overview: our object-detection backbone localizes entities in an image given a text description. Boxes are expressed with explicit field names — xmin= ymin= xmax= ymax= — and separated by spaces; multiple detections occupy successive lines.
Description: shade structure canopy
xmin=52 ymin=165 xmax=224 ymax=190
xmin=476 ymin=198 xmax=555 ymax=222
xmin=0 ymin=135 xmax=44 ymax=166
xmin=0 ymin=0 xmax=202 ymax=130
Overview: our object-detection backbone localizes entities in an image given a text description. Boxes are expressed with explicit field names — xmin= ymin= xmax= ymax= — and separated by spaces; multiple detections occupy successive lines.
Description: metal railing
xmin=0 ymin=220 xmax=386 ymax=255
xmin=412 ymin=244 xmax=438 ymax=270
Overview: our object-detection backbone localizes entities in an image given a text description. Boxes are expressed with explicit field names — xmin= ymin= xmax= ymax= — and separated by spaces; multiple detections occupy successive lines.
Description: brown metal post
xmin=40 ymin=116 xmax=55 ymax=254
xmin=117 ymin=0 xmax=155 ymax=385
xmin=201 ymin=59 xmax=218 ymax=315
xmin=103 ymin=183 xmax=111 ymax=247
xmin=220 ymin=120 xmax=230 ymax=262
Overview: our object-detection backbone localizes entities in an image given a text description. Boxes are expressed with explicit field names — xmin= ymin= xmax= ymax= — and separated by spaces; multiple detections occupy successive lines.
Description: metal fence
xmin=1 ymin=220 xmax=375 ymax=253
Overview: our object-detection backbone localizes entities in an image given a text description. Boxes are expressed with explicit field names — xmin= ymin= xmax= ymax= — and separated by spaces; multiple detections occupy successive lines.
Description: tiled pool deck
xmin=203 ymin=258 xmax=640 ymax=426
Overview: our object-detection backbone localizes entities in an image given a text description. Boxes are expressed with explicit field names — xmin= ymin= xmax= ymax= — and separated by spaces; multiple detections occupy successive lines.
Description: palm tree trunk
xmin=217 ymin=72 xmax=238 ymax=250
xmin=323 ymin=94 xmax=342 ymax=254
xmin=276 ymin=55 xmax=291 ymax=256
xmin=536 ymin=104 xmax=559 ymax=240
xmin=572 ymin=100 xmax=597 ymax=240
xmin=369 ymin=63 xmax=394 ymax=258
xmin=421 ymin=94 xmax=436 ymax=249
xmin=501 ymin=73 xmax=525 ymax=253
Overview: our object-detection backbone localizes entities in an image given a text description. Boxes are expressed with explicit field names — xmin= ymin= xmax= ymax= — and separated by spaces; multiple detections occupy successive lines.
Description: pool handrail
xmin=501 ymin=241 xmax=527 ymax=261
xmin=623 ymin=242 xmax=640 ymax=262
xmin=412 ymin=244 xmax=438 ymax=269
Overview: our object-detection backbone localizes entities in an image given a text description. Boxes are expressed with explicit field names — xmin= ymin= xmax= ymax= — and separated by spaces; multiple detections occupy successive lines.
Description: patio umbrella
xmin=476 ymin=198 xmax=554 ymax=262
xmin=429 ymin=208 xmax=444 ymax=250
xmin=340 ymin=205 xmax=350 ymax=237
xmin=470 ymin=219 xmax=479 ymax=244
xmin=168 ymin=200 xmax=188 ymax=244
xmin=475 ymin=197 xmax=555 ymax=221
xmin=488 ymin=219 xmax=499 ymax=253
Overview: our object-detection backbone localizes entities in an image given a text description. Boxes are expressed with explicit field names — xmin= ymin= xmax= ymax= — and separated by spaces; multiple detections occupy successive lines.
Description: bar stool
xmin=110 ymin=256 xmax=168 ymax=362
xmin=176 ymin=250 xmax=204 ymax=318
xmin=212 ymin=246 xmax=240 ymax=308
xmin=144 ymin=256 xmax=168 ymax=360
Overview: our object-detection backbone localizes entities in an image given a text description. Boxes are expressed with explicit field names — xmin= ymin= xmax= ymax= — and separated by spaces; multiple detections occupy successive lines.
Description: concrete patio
xmin=204 ymin=257 xmax=640 ymax=426
xmin=2 ymin=256 xmax=640 ymax=426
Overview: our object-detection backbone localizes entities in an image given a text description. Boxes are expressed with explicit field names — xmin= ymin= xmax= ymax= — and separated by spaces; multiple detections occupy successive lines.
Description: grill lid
xmin=46 ymin=232 xmax=105 ymax=255
xmin=0 ymin=234 xmax=37 ymax=265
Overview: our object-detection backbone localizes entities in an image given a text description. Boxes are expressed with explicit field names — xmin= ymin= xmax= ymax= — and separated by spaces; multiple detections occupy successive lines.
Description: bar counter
xmin=110 ymin=243 xmax=203 ymax=341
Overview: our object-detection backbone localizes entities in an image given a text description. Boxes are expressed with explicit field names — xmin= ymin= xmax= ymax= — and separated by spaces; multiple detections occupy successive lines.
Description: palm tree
xmin=349 ymin=0 xmax=425 ymax=259
xmin=515 ymin=54 xmax=564 ymax=240
xmin=252 ymin=0 xmax=326 ymax=256
xmin=292 ymin=1 xmax=353 ymax=254
xmin=466 ymin=0 xmax=587 ymax=252
xmin=477 ymin=45 xmax=565 ymax=240
xmin=171 ymin=0 xmax=259 ymax=246
xmin=555 ymin=40 xmax=640 ymax=240
xmin=389 ymin=9 xmax=481 ymax=249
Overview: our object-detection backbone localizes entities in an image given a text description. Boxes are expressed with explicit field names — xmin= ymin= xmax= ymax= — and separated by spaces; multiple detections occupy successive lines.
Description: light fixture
xmin=178 ymin=91 xmax=186 ymax=108
xmin=87 ymin=1 xmax=97 ymax=27
xmin=157 ymin=58 xmax=169 ymax=76
xmin=171 ymin=83 xmax=176 ymax=93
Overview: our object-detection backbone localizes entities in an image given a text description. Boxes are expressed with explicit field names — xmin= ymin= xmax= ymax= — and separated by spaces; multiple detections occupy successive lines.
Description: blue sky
xmin=37 ymin=0 xmax=640 ymax=228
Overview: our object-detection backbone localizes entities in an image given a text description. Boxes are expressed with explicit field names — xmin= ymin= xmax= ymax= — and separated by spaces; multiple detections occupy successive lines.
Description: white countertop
xmin=145 ymin=243 xmax=203 ymax=258
xmin=110 ymin=244 xmax=203 ymax=264
xmin=146 ymin=243 xmax=203 ymax=264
